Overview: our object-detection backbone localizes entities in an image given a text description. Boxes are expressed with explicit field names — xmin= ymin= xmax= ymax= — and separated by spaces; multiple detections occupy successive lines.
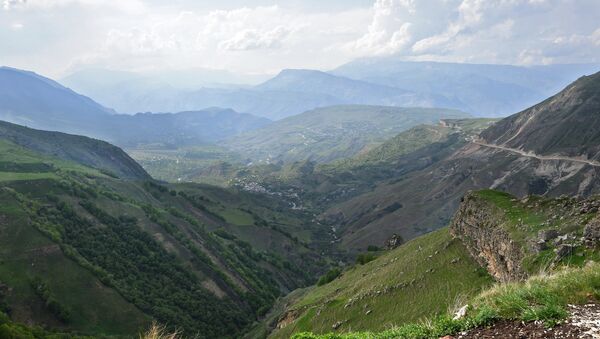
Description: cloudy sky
xmin=1 ymin=0 xmax=599 ymax=78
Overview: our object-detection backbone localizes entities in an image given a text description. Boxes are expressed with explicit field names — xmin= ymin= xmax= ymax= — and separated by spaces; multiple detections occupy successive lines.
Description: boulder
xmin=538 ymin=229 xmax=559 ymax=242
xmin=555 ymin=244 xmax=575 ymax=259
xmin=385 ymin=233 xmax=404 ymax=250
xmin=530 ymin=239 xmax=547 ymax=254
xmin=583 ymin=217 xmax=600 ymax=248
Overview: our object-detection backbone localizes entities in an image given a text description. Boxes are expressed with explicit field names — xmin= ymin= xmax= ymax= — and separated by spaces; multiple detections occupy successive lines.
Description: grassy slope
xmin=292 ymin=190 xmax=600 ymax=338
xmin=0 ymin=120 xmax=149 ymax=180
xmin=128 ymin=145 xmax=243 ymax=185
xmin=0 ymin=139 xmax=103 ymax=179
xmin=230 ymin=119 xmax=496 ymax=214
xmin=270 ymin=228 xmax=493 ymax=338
xmin=324 ymin=119 xmax=495 ymax=172
xmin=292 ymin=262 xmax=600 ymax=339
xmin=225 ymin=105 xmax=469 ymax=164
xmin=0 ymin=139 xmax=151 ymax=335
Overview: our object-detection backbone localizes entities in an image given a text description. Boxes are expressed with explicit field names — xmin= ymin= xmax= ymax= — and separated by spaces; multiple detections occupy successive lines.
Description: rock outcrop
xmin=384 ymin=233 xmax=404 ymax=250
xmin=584 ymin=216 xmax=600 ymax=248
xmin=450 ymin=192 xmax=527 ymax=282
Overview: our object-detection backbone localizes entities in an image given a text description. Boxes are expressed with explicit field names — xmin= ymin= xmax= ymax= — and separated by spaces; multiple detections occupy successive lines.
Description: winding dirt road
xmin=472 ymin=141 xmax=600 ymax=168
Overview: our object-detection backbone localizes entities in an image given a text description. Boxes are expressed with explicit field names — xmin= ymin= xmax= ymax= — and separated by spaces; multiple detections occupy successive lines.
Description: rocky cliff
xmin=450 ymin=191 xmax=527 ymax=282
xmin=451 ymin=189 xmax=600 ymax=282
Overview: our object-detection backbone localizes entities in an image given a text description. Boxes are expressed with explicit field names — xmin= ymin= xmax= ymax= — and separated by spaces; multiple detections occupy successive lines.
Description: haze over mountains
xmin=63 ymin=60 xmax=599 ymax=119
xmin=1 ymin=59 xmax=600 ymax=338
xmin=0 ymin=67 xmax=270 ymax=147
xmin=3 ymin=0 xmax=600 ymax=337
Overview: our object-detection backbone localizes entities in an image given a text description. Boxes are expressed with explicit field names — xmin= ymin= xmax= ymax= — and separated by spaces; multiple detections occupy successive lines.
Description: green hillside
xmin=0 ymin=123 xmax=327 ymax=338
xmin=288 ymin=190 xmax=600 ymax=338
xmin=128 ymin=145 xmax=243 ymax=185
xmin=0 ymin=120 xmax=149 ymax=180
xmin=270 ymin=228 xmax=493 ymax=338
xmin=225 ymin=105 xmax=469 ymax=164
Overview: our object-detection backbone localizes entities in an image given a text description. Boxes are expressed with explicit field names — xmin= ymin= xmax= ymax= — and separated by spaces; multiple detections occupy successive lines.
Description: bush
xmin=317 ymin=268 xmax=342 ymax=286
xmin=356 ymin=253 xmax=377 ymax=265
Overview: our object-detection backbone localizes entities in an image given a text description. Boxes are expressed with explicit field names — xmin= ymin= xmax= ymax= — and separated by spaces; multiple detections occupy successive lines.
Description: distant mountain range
xmin=0 ymin=67 xmax=269 ymax=147
xmin=333 ymin=59 xmax=600 ymax=117
xmin=62 ymin=61 xmax=599 ymax=119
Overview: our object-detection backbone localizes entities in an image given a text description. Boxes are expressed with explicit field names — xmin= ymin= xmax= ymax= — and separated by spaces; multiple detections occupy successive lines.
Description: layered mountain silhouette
xmin=63 ymin=62 xmax=599 ymax=119
xmin=0 ymin=67 xmax=269 ymax=147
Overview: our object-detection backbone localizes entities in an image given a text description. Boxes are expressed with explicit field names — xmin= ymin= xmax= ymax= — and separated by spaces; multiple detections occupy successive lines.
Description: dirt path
xmin=473 ymin=141 xmax=600 ymax=168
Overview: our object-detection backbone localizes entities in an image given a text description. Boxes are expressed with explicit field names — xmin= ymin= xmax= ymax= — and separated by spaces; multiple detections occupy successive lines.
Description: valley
xmin=0 ymin=48 xmax=600 ymax=339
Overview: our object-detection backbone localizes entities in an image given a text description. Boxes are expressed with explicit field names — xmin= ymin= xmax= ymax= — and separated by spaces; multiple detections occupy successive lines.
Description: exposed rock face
xmin=584 ymin=216 xmax=600 ymax=248
xmin=450 ymin=192 xmax=527 ymax=282
xmin=384 ymin=233 xmax=404 ymax=250
xmin=276 ymin=309 xmax=301 ymax=330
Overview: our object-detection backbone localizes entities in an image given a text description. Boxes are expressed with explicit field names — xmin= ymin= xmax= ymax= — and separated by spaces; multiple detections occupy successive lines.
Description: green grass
xmin=0 ymin=172 xmax=58 ymax=182
xmin=291 ymin=261 xmax=600 ymax=339
xmin=128 ymin=145 xmax=242 ymax=186
xmin=270 ymin=228 xmax=493 ymax=338
xmin=0 ymin=139 xmax=103 ymax=179
xmin=218 ymin=208 xmax=255 ymax=226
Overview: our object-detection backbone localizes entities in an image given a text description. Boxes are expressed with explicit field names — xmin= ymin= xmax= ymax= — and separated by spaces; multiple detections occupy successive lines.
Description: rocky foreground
xmin=452 ymin=304 xmax=600 ymax=339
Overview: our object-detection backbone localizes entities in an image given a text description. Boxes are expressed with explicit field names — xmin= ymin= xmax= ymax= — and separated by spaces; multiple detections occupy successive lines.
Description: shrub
xmin=356 ymin=253 xmax=377 ymax=265
xmin=317 ymin=268 xmax=342 ymax=286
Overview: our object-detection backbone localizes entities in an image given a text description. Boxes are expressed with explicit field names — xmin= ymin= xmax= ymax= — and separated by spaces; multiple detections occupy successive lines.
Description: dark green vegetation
xmin=224 ymin=105 xmax=469 ymax=164
xmin=2 ymin=64 xmax=600 ymax=339
xmin=0 ymin=123 xmax=327 ymax=338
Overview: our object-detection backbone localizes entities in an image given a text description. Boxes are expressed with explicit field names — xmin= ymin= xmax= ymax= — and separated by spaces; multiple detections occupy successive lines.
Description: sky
xmin=1 ymin=0 xmax=599 ymax=78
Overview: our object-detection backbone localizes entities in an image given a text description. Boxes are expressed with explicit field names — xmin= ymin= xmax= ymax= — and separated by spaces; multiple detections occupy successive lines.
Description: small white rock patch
xmin=567 ymin=304 xmax=600 ymax=338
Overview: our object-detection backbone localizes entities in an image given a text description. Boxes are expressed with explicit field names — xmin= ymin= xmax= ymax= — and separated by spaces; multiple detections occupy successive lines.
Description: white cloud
xmin=2 ymin=0 xmax=25 ymax=10
xmin=349 ymin=0 xmax=600 ymax=65
xmin=219 ymin=26 xmax=290 ymax=51
xmin=10 ymin=22 xmax=23 ymax=30
xmin=0 ymin=0 xmax=598 ymax=77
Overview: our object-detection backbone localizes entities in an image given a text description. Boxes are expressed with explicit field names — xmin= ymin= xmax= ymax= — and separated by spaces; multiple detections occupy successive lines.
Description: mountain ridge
xmin=0 ymin=67 xmax=270 ymax=147
xmin=0 ymin=119 xmax=150 ymax=180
